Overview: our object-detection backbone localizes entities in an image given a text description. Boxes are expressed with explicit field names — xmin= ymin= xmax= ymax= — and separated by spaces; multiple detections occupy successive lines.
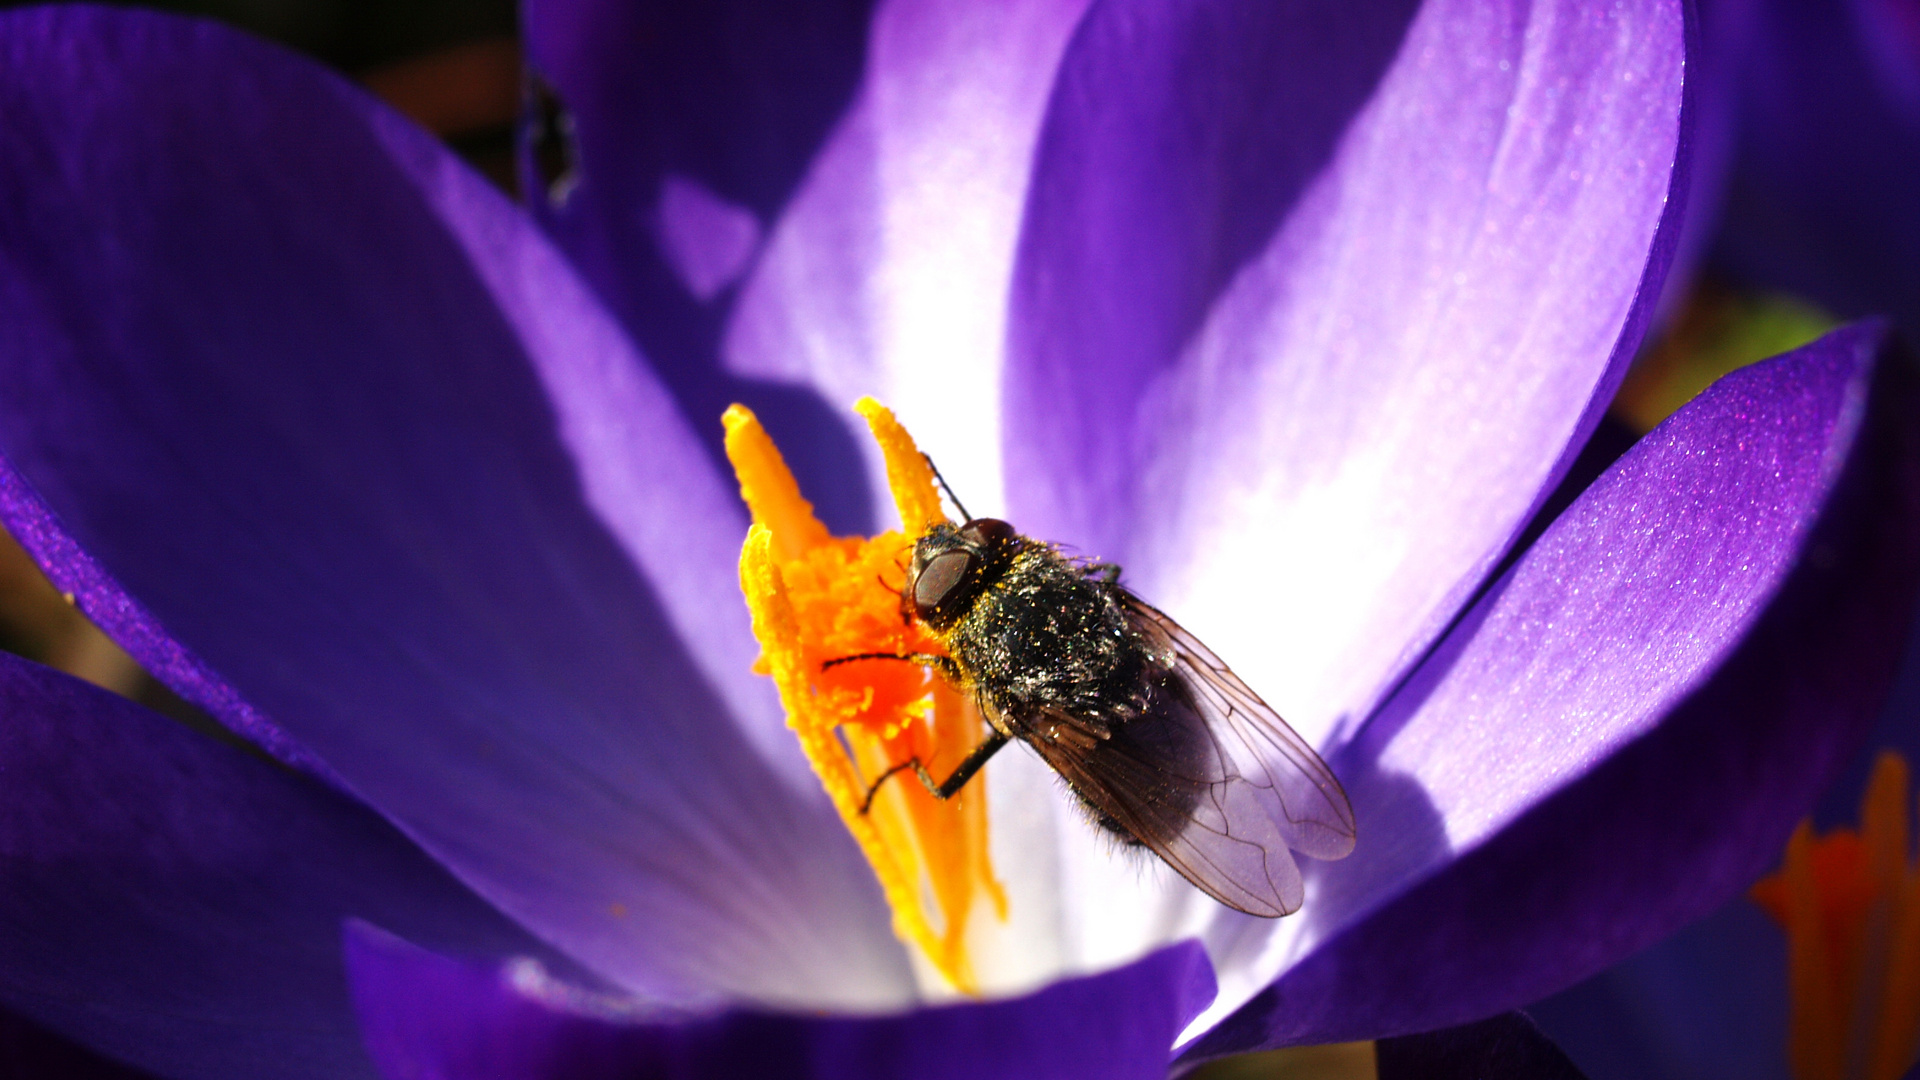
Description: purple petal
xmin=720 ymin=0 xmax=1098 ymax=516
xmin=0 ymin=7 xmax=909 ymax=1007
xmin=521 ymin=0 xmax=888 ymax=533
xmin=969 ymin=0 xmax=1689 ymax=1008
xmin=1529 ymin=893 xmax=1789 ymax=1080
xmin=520 ymin=0 xmax=870 ymax=307
xmin=346 ymin=922 xmax=1214 ymax=1080
xmin=1185 ymin=321 xmax=1920 ymax=1049
xmin=1712 ymin=0 xmax=1920 ymax=334
xmin=0 ymin=650 xmax=577 ymax=1080
xmin=1005 ymin=0 xmax=1688 ymax=758
xmin=1377 ymin=1012 xmax=1587 ymax=1080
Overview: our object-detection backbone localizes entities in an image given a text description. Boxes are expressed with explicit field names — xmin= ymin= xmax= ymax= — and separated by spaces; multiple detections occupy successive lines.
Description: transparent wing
xmin=1023 ymin=593 xmax=1355 ymax=917
xmin=1126 ymin=594 xmax=1358 ymax=860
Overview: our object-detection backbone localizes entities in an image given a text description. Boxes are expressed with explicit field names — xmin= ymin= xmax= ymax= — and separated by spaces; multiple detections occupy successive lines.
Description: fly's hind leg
xmin=859 ymin=731 xmax=1011 ymax=813
xmin=820 ymin=650 xmax=1003 ymax=810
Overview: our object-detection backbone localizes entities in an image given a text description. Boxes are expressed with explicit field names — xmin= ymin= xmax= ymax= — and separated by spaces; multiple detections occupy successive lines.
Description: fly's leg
xmin=890 ymin=546 xmax=916 ymax=627
xmin=860 ymin=731 xmax=1011 ymax=813
xmin=821 ymin=651 xmax=961 ymax=682
xmin=821 ymin=650 xmax=998 ymax=810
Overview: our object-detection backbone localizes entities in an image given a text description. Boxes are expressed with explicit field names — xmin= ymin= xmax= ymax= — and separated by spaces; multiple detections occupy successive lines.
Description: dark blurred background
xmin=4 ymin=0 xmax=523 ymax=184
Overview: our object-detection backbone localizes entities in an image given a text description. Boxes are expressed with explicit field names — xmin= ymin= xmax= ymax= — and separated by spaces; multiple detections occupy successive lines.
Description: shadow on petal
xmin=1376 ymin=1011 xmax=1587 ymax=1080
xmin=523 ymin=0 xmax=883 ymax=533
xmin=347 ymin=921 xmax=1216 ymax=1080
xmin=1007 ymin=0 xmax=1422 ymax=545
xmin=0 ymin=1006 xmax=157 ymax=1080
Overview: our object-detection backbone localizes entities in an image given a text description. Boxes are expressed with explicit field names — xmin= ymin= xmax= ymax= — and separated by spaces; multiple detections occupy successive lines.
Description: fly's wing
xmin=1024 ymin=594 xmax=1356 ymax=917
xmin=1127 ymin=595 xmax=1358 ymax=860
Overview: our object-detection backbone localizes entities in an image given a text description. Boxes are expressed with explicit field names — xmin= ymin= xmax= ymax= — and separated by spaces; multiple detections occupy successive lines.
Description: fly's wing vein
xmin=1122 ymin=593 xmax=1356 ymax=861
xmin=1025 ymin=709 xmax=1303 ymax=916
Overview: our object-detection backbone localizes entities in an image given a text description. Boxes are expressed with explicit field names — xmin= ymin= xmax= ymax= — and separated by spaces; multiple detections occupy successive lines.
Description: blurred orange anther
xmin=1753 ymin=751 xmax=1920 ymax=1080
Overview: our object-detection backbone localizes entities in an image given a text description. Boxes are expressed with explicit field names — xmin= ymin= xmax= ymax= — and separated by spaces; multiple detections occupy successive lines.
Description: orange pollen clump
xmin=725 ymin=397 xmax=1006 ymax=994
xmin=1752 ymin=750 xmax=1920 ymax=1080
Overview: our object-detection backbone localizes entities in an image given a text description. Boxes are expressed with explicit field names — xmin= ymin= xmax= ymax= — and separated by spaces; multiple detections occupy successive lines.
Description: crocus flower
xmin=1 ymin=2 xmax=1918 ymax=1078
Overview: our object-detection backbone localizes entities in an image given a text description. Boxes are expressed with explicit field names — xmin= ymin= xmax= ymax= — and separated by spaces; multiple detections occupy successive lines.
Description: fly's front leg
xmin=821 ymin=651 xmax=961 ymax=683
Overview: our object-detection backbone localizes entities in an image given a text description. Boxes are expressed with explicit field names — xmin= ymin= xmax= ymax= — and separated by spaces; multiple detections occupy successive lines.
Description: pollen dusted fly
xmin=825 ymin=469 xmax=1356 ymax=918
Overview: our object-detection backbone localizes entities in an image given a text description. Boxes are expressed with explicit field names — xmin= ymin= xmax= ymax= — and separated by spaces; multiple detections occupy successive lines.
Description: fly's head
xmin=906 ymin=518 xmax=1020 ymax=632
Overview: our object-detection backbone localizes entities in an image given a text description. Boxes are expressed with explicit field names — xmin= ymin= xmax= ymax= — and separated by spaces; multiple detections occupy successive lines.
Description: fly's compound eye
xmin=960 ymin=518 xmax=1016 ymax=550
xmin=913 ymin=549 xmax=974 ymax=619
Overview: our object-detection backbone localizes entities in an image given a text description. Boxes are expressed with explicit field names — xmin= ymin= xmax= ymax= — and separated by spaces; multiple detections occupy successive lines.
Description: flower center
xmin=726 ymin=398 xmax=1006 ymax=994
xmin=1752 ymin=750 xmax=1920 ymax=1080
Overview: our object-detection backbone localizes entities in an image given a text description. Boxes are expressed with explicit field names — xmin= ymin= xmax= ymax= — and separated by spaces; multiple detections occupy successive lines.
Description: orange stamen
xmin=725 ymin=401 xmax=1005 ymax=994
xmin=1753 ymin=751 xmax=1920 ymax=1080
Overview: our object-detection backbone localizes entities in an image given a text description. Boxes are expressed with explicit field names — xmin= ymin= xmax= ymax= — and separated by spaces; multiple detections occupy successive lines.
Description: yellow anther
xmin=723 ymin=404 xmax=832 ymax=561
xmin=727 ymin=402 xmax=1005 ymax=994
xmin=854 ymin=397 xmax=947 ymax=536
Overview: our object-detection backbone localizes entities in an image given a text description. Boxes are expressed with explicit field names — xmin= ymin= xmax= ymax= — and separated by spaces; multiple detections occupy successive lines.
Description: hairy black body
xmin=950 ymin=546 xmax=1145 ymax=732
xmin=942 ymin=538 xmax=1208 ymax=840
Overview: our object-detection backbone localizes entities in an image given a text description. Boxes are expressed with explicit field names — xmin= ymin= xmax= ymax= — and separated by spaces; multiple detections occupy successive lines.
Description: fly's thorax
xmin=946 ymin=547 xmax=1158 ymax=726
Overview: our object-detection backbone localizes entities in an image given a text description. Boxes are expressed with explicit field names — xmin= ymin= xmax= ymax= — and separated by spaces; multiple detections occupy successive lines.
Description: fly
xmin=827 ymin=466 xmax=1356 ymax=917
